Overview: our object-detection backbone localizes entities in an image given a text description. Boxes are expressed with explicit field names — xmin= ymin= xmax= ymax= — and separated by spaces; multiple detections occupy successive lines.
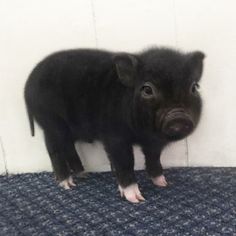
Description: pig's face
xmin=114 ymin=48 xmax=205 ymax=140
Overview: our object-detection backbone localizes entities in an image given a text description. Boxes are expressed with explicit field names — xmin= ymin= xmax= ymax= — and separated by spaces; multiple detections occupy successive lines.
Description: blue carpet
xmin=0 ymin=168 xmax=235 ymax=236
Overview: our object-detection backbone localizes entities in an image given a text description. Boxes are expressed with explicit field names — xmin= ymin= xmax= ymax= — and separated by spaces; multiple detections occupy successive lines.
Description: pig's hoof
xmin=118 ymin=183 xmax=145 ymax=203
xmin=59 ymin=176 xmax=76 ymax=189
xmin=152 ymin=175 xmax=168 ymax=187
xmin=77 ymin=171 xmax=89 ymax=178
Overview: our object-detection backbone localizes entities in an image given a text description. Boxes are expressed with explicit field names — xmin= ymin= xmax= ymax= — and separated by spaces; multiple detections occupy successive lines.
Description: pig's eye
xmin=142 ymin=86 xmax=153 ymax=95
xmin=141 ymin=83 xmax=156 ymax=98
xmin=191 ymin=82 xmax=200 ymax=94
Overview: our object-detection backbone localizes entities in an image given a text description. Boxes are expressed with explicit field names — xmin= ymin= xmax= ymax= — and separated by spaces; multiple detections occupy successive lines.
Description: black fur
xmin=24 ymin=47 xmax=205 ymax=186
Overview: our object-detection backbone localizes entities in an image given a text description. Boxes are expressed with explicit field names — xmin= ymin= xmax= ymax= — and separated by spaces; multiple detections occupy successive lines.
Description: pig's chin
xmin=164 ymin=132 xmax=189 ymax=141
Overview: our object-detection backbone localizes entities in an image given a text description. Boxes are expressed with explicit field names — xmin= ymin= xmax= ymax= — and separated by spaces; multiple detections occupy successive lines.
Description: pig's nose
xmin=161 ymin=109 xmax=194 ymax=139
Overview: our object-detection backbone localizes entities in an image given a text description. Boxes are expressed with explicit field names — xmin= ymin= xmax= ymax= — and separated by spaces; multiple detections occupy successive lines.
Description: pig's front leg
xmin=104 ymin=138 xmax=145 ymax=203
xmin=142 ymin=146 xmax=168 ymax=187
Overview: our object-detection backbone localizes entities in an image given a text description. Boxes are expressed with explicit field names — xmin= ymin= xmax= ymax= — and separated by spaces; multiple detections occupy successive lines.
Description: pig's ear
xmin=186 ymin=51 xmax=205 ymax=81
xmin=113 ymin=53 xmax=138 ymax=87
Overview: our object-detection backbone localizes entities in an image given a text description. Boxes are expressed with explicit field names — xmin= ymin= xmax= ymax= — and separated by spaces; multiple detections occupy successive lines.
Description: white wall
xmin=0 ymin=0 xmax=235 ymax=174
xmin=174 ymin=0 xmax=236 ymax=166
xmin=0 ymin=138 xmax=6 ymax=174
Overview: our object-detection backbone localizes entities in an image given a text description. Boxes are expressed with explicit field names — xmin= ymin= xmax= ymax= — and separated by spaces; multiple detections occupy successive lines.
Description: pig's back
xmin=28 ymin=49 xmax=114 ymax=89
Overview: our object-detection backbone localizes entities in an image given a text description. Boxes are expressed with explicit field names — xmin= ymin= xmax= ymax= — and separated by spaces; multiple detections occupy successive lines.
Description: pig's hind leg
xmin=104 ymin=138 xmax=145 ymax=203
xmin=35 ymin=113 xmax=84 ymax=189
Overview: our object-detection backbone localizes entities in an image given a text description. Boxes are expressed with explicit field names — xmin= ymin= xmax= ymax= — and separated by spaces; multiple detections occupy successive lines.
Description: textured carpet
xmin=0 ymin=168 xmax=236 ymax=236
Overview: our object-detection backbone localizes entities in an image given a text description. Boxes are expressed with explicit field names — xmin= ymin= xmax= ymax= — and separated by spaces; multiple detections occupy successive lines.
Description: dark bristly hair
xmin=24 ymin=47 xmax=204 ymax=188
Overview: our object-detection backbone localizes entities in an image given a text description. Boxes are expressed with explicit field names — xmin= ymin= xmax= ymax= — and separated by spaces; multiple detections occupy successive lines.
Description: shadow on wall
xmin=75 ymin=141 xmax=187 ymax=172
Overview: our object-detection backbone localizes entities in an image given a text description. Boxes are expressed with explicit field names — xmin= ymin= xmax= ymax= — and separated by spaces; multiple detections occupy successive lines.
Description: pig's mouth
xmin=160 ymin=108 xmax=194 ymax=140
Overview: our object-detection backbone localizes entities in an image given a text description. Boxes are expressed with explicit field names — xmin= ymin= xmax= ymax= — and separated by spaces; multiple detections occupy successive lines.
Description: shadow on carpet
xmin=0 ymin=168 xmax=235 ymax=236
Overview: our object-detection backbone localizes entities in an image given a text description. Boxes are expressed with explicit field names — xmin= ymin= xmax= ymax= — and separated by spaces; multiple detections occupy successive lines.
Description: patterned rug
xmin=0 ymin=168 xmax=235 ymax=236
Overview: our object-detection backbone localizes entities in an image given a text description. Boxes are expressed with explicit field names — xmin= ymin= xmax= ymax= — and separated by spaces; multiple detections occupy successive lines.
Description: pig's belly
xmin=69 ymin=122 xmax=98 ymax=143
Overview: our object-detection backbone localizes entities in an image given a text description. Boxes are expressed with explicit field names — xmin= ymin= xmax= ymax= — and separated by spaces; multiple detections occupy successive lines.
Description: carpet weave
xmin=0 ymin=168 xmax=235 ymax=236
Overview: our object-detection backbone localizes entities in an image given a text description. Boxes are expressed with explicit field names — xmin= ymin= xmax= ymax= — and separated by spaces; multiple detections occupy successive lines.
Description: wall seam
xmin=172 ymin=0 xmax=178 ymax=47
xmin=185 ymin=138 xmax=189 ymax=167
xmin=90 ymin=0 xmax=98 ymax=48
xmin=0 ymin=136 xmax=8 ymax=175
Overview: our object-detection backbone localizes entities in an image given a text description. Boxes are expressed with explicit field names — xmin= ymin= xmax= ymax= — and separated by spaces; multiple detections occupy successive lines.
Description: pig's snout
xmin=161 ymin=108 xmax=194 ymax=140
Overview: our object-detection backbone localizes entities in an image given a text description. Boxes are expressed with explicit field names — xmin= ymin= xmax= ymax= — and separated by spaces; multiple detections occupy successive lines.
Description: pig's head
xmin=114 ymin=48 xmax=205 ymax=141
